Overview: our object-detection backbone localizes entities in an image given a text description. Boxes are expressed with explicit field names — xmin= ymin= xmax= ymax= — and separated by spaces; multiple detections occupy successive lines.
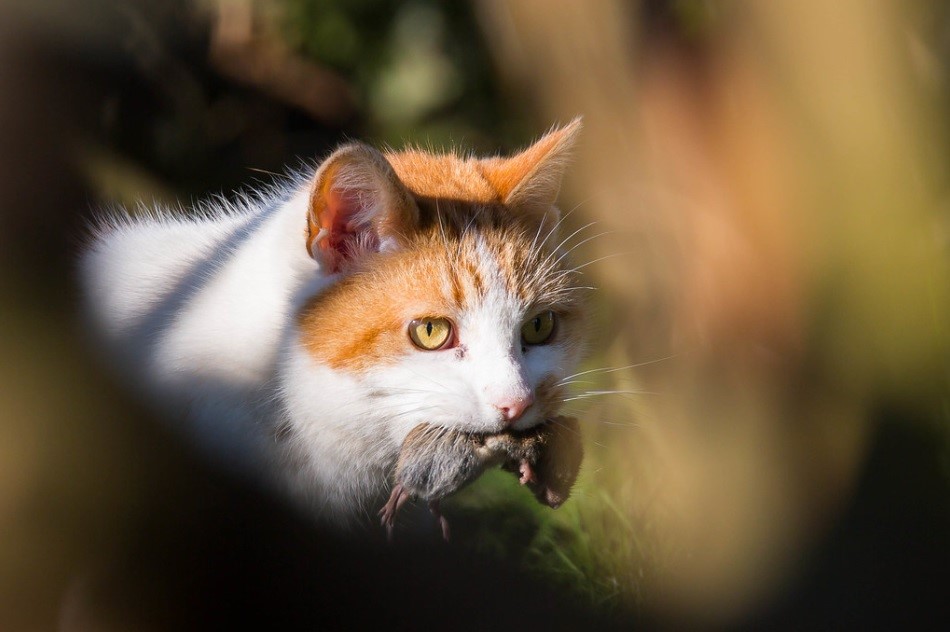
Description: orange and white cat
xmin=80 ymin=120 xmax=586 ymax=524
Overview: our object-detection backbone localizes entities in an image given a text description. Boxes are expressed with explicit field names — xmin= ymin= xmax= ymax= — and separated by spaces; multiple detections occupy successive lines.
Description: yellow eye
xmin=521 ymin=311 xmax=556 ymax=345
xmin=408 ymin=317 xmax=453 ymax=350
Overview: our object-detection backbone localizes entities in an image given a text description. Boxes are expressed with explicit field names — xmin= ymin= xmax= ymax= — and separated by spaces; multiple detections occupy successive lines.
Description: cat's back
xmin=79 ymin=183 xmax=319 ymax=386
xmin=80 ymin=206 xmax=255 ymax=342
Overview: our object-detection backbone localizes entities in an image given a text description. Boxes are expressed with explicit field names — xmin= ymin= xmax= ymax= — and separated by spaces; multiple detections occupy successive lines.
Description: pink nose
xmin=495 ymin=393 xmax=535 ymax=425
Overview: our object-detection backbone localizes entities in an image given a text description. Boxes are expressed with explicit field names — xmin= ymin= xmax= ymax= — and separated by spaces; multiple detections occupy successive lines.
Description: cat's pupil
xmin=533 ymin=318 xmax=541 ymax=332
xmin=426 ymin=321 xmax=433 ymax=337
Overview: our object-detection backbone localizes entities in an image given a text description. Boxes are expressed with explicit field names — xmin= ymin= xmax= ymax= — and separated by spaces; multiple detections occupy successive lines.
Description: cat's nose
xmin=495 ymin=393 xmax=535 ymax=425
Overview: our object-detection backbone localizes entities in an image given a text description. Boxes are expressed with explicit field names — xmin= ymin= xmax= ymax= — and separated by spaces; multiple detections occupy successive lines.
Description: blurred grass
xmin=447 ymin=467 xmax=651 ymax=617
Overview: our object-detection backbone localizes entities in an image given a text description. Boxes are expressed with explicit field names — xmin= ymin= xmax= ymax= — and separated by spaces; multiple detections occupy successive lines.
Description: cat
xmin=79 ymin=119 xmax=587 ymax=526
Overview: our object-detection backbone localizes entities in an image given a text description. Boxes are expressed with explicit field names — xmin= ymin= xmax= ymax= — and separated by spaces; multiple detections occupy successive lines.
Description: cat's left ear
xmin=307 ymin=143 xmax=419 ymax=272
xmin=481 ymin=117 xmax=582 ymax=225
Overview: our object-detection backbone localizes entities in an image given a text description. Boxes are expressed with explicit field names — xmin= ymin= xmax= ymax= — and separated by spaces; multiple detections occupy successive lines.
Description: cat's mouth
xmin=533 ymin=377 xmax=568 ymax=419
xmin=481 ymin=406 xmax=545 ymax=435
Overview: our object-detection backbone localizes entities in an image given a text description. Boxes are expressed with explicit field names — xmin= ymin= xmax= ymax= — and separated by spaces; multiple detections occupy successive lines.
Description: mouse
xmin=378 ymin=416 xmax=583 ymax=541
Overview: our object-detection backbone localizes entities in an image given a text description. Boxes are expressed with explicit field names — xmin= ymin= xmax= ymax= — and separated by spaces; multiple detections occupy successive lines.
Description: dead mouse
xmin=378 ymin=416 xmax=583 ymax=540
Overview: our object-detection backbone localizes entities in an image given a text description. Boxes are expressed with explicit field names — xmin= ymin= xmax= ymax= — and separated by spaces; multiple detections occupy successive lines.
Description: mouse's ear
xmin=307 ymin=143 xmax=419 ymax=272
xmin=479 ymin=118 xmax=582 ymax=229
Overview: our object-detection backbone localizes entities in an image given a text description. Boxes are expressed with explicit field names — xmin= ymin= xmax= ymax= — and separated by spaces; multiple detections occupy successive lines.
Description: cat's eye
xmin=408 ymin=317 xmax=453 ymax=350
xmin=521 ymin=310 xmax=556 ymax=345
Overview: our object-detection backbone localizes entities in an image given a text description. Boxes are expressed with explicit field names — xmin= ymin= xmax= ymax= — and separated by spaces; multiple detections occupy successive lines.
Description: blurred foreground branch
xmin=478 ymin=0 xmax=949 ymax=624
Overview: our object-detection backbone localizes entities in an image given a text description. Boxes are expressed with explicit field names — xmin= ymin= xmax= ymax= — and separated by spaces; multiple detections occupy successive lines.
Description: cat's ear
xmin=481 ymin=118 xmax=582 ymax=222
xmin=307 ymin=143 xmax=419 ymax=272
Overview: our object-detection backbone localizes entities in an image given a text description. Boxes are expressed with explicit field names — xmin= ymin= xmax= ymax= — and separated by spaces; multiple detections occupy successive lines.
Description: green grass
xmin=444 ymin=463 xmax=654 ymax=618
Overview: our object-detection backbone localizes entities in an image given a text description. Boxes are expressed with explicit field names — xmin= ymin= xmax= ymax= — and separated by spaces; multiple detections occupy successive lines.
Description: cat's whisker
xmin=555 ymin=380 xmax=601 ymax=390
xmin=587 ymin=419 xmax=643 ymax=430
xmin=549 ymin=221 xmax=599 ymax=258
xmin=434 ymin=198 xmax=450 ymax=248
xmin=369 ymin=386 xmax=448 ymax=396
xmin=386 ymin=405 xmax=443 ymax=420
xmin=320 ymin=395 xmax=447 ymax=417
xmin=565 ymin=407 xmax=643 ymax=428
xmin=547 ymin=220 xmax=599 ymax=260
xmin=547 ymin=268 xmax=583 ymax=283
xmin=575 ymin=389 xmax=659 ymax=396
xmin=568 ymin=251 xmax=633 ymax=273
xmin=529 ymin=209 xmax=554 ymax=254
xmin=555 ymin=353 xmax=684 ymax=384
xmin=561 ymin=389 xmax=661 ymax=402
xmin=545 ymin=415 xmax=584 ymax=438
xmin=460 ymin=203 xmax=487 ymax=239
xmin=589 ymin=375 xmax=665 ymax=388
xmin=400 ymin=367 xmax=471 ymax=403
xmin=545 ymin=416 xmax=610 ymax=448
xmin=570 ymin=389 xmax=663 ymax=399
xmin=401 ymin=366 xmax=452 ymax=389
xmin=556 ymin=408 xmax=645 ymax=434
xmin=533 ymin=197 xmax=589 ymax=254
xmin=562 ymin=396 xmax=652 ymax=408
xmin=554 ymin=230 xmax=616 ymax=264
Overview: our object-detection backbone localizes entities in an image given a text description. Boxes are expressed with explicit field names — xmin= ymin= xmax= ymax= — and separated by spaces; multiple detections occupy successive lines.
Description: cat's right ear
xmin=478 ymin=118 xmax=582 ymax=239
xmin=307 ymin=143 xmax=419 ymax=272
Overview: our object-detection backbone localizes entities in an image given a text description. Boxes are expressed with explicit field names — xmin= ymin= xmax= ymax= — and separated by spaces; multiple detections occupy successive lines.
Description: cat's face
xmin=295 ymin=121 xmax=585 ymax=439
xmin=297 ymin=223 xmax=586 ymax=436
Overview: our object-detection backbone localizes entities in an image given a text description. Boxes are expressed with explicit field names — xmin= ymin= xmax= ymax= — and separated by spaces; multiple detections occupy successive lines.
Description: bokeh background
xmin=1 ymin=0 xmax=948 ymax=629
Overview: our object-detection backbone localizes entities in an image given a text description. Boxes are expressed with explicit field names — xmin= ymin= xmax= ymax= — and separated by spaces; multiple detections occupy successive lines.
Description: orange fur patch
xmin=385 ymin=151 xmax=500 ymax=203
xmin=297 ymin=242 xmax=453 ymax=372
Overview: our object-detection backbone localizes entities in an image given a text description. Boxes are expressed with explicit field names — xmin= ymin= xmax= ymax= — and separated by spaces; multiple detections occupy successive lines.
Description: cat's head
xmin=295 ymin=120 xmax=587 ymax=438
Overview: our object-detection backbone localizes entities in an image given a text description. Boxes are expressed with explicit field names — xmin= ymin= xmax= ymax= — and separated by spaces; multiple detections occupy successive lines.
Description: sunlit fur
xmin=80 ymin=120 xmax=586 ymax=525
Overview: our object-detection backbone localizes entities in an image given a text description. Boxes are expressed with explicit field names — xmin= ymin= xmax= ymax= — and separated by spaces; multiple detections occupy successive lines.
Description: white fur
xmin=81 ymin=182 xmax=319 ymax=469
xmin=80 ymin=176 xmax=580 ymax=525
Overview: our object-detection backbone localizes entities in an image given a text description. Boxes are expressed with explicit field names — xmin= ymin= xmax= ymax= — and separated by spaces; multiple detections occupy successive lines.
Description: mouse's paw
xmin=518 ymin=459 xmax=537 ymax=485
xmin=378 ymin=484 xmax=410 ymax=541
xmin=428 ymin=500 xmax=451 ymax=543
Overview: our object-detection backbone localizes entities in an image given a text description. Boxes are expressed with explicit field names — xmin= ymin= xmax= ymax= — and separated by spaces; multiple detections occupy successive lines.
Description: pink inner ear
xmin=319 ymin=187 xmax=380 ymax=273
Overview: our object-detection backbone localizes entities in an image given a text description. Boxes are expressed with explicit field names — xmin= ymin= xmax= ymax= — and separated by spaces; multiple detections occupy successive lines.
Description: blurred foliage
xmin=282 ymin=0 xmax=532 ymax=149
xmin=60 ymin=0 xmax=536 ymax=199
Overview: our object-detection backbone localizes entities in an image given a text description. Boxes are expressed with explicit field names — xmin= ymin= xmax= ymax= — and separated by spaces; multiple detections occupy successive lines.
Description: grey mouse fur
xmin=379 ymin=416 xmax=583 ymax=540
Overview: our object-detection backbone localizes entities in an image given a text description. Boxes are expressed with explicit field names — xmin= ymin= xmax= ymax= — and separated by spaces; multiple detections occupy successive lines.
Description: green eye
xmin=521 ymin=311 xmax=556 ymax=345
xmin=409 ymin=317 xmax=453 ymax=350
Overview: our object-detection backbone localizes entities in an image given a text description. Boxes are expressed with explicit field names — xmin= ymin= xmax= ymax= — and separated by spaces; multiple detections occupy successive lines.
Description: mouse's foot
xmin=518 ymin=459 xmax=537 ymax=485
xmin=379 ymin=484 xmax=410 ymax=542
xmin=428 ymin=500 xmax=450 ymax=542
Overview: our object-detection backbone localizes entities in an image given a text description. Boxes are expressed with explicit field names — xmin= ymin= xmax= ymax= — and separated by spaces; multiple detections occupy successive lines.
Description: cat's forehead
xmin=312 ymin=225 xmax=572 ymax=319
xmin=448 ymin=232 xmax=528 ymax=312
xmin=419 ymin=227 xmax=568 ymax=313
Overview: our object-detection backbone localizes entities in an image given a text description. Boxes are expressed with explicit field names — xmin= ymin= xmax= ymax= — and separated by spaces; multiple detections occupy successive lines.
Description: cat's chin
xmin=509 ymin=411 xmax=547 ymax=433
xmin=453 ymin=410 xmax=547 ymax=436
xmin=426 ymin=417 xmax=507 ymax=436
